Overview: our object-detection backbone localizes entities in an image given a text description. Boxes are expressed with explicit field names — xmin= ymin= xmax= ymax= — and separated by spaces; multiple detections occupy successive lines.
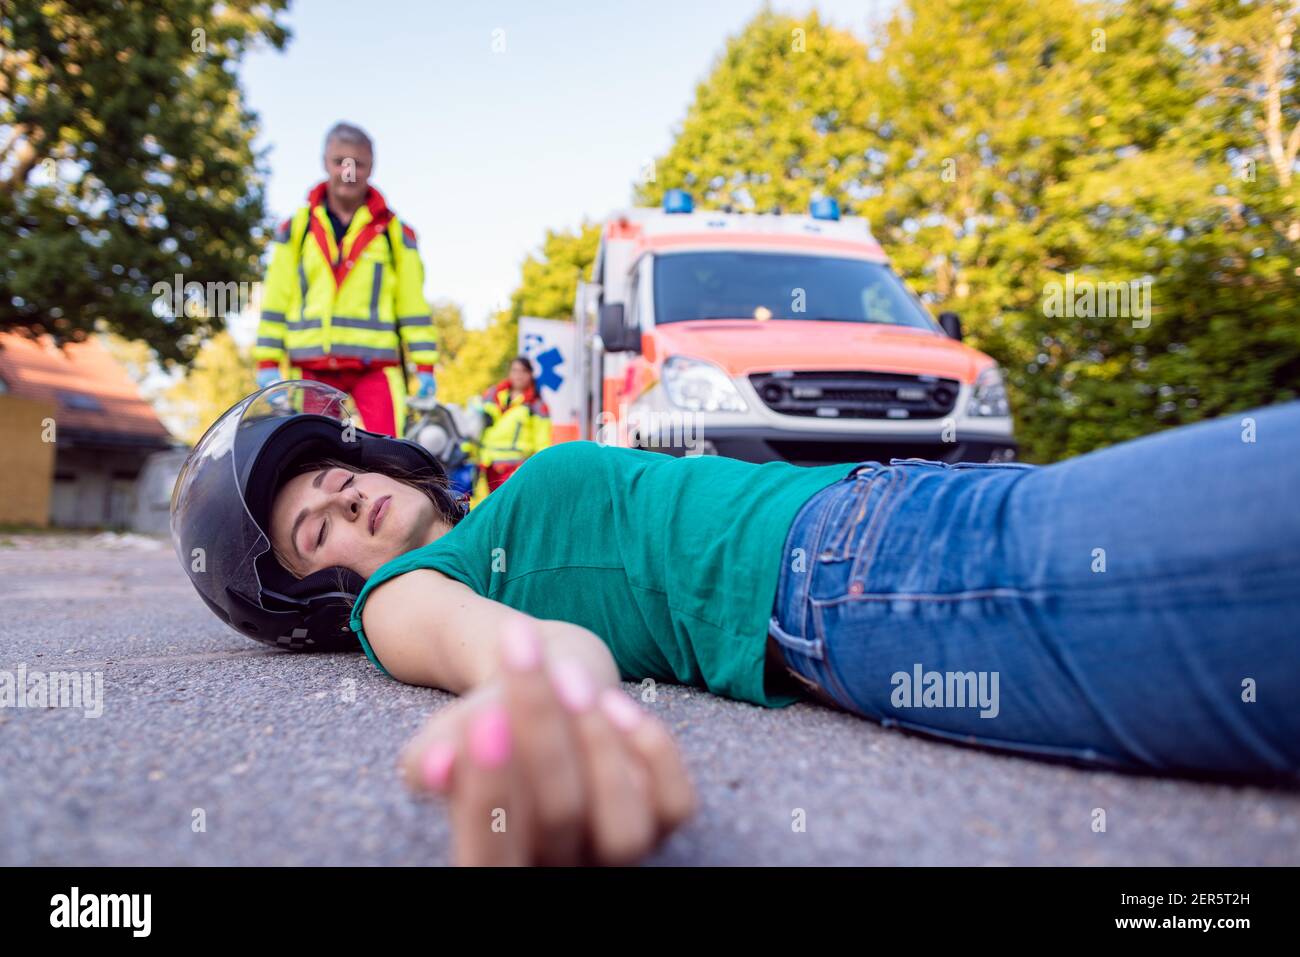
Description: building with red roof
xmin=0 ymin=332 xmax=179 ymax=529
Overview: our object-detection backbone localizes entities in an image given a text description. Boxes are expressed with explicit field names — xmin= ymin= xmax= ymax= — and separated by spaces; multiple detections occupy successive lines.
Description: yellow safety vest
xmin=477 ymin=383 xmax=552 ymax=466
xmin=254 ymin=183 xmax=438 ymax=371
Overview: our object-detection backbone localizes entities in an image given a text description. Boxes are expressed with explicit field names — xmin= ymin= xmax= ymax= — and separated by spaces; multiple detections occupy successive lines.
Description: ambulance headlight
xmin=662 ymin=356 xmax=748 ymax=412
xmin=968 ymin=364 xmax=1010 ymax=418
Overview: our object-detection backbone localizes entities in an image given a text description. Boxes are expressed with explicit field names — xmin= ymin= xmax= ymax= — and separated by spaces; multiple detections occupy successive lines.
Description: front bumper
xmin=637 ymin=425 xmax=1018 ymax=466
xmin=620 ymin=378 xmax=1017 ymax=465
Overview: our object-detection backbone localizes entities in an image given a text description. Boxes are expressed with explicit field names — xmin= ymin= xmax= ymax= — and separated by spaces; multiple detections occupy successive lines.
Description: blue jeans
xmin=769 ymin=402 xmax=1300 ymax=780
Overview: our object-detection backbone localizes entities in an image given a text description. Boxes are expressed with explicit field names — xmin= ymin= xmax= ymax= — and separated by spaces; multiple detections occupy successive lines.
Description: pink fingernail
xmin=421 ymin=741 xmax=456 ymax=792
xmin=502 ymin=617 xmax=541 ymax=671
xmin=550 ymin=659 xmax=595 ymax=713
xmin=599 ymin=689 xmax=643 ymax=731
xmin=468 ymin=706 xmax=512 ymax=768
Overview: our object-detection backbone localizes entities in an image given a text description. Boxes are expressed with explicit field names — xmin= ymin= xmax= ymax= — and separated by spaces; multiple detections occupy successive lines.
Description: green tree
xmin=0 ymin=0 xmax=289 ymax=365
xmin=440 ymin=223 xmax=600 ymax=404
xmin=863 ymin=0 xmax=1300 ymax=459
xmin=430 ymin=300 xmax=468 ymax=359
xmin=511 ymin=223 xmax=601 ymax=319
xmin=437 ymin=308 xmax=518 ymax=406
xmin=634 ymin=2 xmax=1300 ymax=461
xmin=860 ymin=0 xmax=1150 ymax=459
xmin=636 ymin=10 xmax=872 ymax=213
xmin=160 ymin=329 xmax=256 ymax=444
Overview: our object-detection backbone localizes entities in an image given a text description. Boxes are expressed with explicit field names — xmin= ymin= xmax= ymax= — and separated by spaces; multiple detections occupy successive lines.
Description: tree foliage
xmin=0 ymin=0 xmax=289 ymax=365
xmin=158 ymin=328 xmax=255 ymax=444
xmin=639 ymin=3 xmax=1300 ymax=461
xmin=636 ymin=10 xmax=871 ymax=213
xmin=439 ymin=223 xmax=600 ymax=405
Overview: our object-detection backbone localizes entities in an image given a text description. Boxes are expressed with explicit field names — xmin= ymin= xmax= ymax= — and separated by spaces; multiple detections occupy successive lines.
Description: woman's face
xmin=269 ymin=465 xmax=439 ymax=580
xmin=509 ymin=361 xmax=533 ymax=393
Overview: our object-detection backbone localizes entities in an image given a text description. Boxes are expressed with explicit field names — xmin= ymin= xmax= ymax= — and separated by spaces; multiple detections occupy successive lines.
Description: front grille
xmin=749 ymin=370 xmax=960 ymax=419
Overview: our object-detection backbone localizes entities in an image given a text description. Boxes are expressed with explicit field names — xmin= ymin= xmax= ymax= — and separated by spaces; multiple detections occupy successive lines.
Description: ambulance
xmin=573 ymin=190 xmax=1017 ymax=465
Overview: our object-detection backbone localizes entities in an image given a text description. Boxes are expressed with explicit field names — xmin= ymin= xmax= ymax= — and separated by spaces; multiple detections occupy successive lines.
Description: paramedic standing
xmin=475 ymin=356 xmax=553 ymax=492
xmin=253 ymin=122 xmax=439 ymax=435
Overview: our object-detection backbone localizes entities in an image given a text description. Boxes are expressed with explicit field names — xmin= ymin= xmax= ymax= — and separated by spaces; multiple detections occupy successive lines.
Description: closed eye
xmin=315 ymin=472 xmax=356 ymax=550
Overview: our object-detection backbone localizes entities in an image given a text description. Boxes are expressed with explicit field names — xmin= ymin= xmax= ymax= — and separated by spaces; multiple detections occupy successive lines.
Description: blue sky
xmin=239 ymin=0 xmax=892 ymax=329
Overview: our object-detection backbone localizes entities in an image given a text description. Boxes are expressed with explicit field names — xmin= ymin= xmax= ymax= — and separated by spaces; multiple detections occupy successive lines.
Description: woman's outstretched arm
xmin=359 ymin=567 xmax=622 ymax=696
xmin=358 ymin=569 xmax=696 ymax=865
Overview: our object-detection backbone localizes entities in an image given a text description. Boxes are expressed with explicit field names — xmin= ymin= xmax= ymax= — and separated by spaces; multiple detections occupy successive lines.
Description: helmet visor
xmin=169 ymin=380 xmax=360 ymax=608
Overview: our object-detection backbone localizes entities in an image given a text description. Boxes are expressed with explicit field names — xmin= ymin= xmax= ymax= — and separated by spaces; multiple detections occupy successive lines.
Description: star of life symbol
xmin=522 ymin=332 xmax=564 ymax=392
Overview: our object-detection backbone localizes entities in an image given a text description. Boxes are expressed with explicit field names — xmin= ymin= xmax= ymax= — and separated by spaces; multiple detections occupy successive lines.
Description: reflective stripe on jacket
xmin=254 ymin=182 xmax=438 ymax=372
xmin=477 ymin=381 xmax=552 ymax=466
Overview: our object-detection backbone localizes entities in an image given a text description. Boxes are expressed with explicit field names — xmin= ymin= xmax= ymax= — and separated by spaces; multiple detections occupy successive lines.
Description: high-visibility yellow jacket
xmin=476 ymin=381 xmax=552 ymax=466
xmin=254 ymin=182 xmax=438 ymax=374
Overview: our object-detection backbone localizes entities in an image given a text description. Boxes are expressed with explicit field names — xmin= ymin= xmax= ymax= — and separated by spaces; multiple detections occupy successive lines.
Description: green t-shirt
xmin=348 ymin=441 xmax=856 ymax=707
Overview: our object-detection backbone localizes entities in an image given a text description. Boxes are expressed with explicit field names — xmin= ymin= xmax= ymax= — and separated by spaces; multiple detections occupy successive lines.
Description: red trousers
xmin=484 ymin=461 xmax=522 ymax=492
xmin=296 ymin=363 xmax=405 ymax=437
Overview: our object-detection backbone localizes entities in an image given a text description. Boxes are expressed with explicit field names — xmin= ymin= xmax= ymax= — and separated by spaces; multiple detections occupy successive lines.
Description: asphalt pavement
xmin=2 ymin=532 xmax=1295 ymax=866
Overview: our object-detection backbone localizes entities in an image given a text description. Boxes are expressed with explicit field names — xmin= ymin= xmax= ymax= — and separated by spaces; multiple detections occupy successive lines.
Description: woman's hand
xmin=398 ymin=616 xmax=698 ymax=865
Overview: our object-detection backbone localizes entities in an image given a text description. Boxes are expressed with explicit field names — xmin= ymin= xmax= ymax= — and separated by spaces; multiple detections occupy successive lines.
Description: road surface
xmin=2 ymin=532 xmax=1295 ymax=865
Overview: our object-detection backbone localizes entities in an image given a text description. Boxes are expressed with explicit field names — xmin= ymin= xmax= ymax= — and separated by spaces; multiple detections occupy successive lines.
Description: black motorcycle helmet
xmin=169 ymin=379 xmax=462 ymax=652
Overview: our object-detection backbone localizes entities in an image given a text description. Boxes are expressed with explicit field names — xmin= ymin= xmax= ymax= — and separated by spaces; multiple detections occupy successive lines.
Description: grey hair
xmin=324 ymin=122 xmax=373 ymax=154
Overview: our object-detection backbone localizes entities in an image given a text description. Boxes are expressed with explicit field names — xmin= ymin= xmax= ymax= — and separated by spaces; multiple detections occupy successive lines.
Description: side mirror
xmin=598 ymin=303 xmax=640 ymax=353
xmin=938 ymin=311 xmax=963 ymax=341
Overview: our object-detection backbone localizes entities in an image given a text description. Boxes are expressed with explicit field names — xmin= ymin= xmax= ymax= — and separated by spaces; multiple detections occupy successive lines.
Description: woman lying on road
xmin=171 ymin=381 xmax=1300 ymax=865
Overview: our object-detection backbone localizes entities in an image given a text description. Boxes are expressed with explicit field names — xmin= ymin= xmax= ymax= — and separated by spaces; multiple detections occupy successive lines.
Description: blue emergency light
xmin=663 ymin=189 xmax=694 ymax=214
xmin=810 ymin=197 xmax=841 ymax=221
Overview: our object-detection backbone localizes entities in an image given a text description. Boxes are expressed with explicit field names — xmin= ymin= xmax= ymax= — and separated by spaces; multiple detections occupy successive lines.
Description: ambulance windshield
xmin=652 ymin=251 xmax=938 ymax=331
